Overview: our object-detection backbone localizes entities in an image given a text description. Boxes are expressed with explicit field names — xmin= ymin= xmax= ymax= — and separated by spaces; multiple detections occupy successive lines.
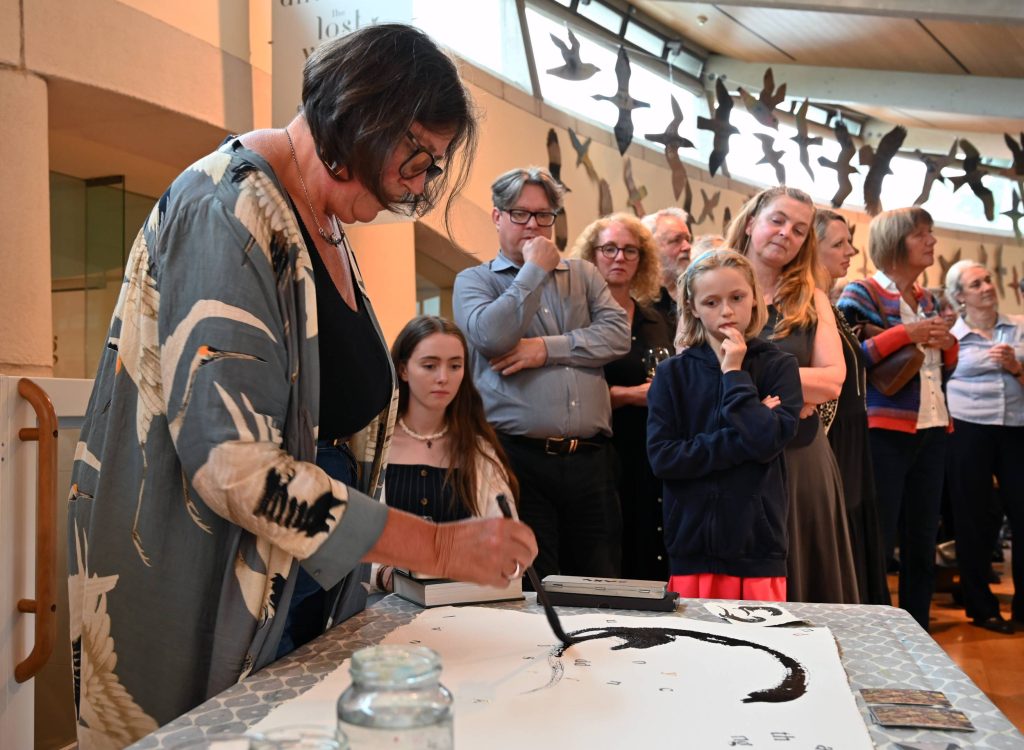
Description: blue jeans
xmin=869 ymin=427 xmax=946 ymax=631
xmin=276 ymin=442 xmax=357 ymax=657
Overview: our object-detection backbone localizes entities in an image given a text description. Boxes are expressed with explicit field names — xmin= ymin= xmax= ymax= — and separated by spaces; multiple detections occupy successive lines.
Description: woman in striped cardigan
xmin=837 ymin=207 xmax=958 ymax=631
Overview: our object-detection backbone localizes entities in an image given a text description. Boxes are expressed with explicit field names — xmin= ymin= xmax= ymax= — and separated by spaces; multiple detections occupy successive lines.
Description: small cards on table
xmin=861 ymin=688 xmax=974 ymax=732
xmin=704 ymin=602 xmax=807 ymax=627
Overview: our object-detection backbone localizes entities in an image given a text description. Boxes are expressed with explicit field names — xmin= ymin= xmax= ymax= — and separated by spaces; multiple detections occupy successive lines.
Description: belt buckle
xmin=544 ymin=437 xmax=577 ymax=455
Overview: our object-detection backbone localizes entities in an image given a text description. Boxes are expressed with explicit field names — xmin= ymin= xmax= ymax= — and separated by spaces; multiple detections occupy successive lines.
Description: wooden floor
xmin=908 ymin=548 xmax=1023 ymax=732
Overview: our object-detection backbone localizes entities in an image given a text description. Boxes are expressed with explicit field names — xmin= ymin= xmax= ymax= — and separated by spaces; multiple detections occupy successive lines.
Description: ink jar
xmin=336 ymin=645 xmax=453 ymax=749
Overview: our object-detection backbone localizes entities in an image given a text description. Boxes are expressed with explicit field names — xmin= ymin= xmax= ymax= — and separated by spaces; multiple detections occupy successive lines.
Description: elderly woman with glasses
xmin=942 ymin=260 xmax=1024 ymax=634
xmin=571 ymin=213 xmax=673 ymax=580
xmin=66 ymin=25 xmax=537 ymax=748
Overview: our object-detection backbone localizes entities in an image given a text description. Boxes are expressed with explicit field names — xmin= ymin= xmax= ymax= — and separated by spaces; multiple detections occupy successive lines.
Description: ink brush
xmin=495 ymin=494 xmax=575 ymax=649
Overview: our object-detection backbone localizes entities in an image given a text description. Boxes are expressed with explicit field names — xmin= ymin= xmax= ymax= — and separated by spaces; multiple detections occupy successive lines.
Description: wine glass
xmin=642 ymin=347 xmax=671 ymax=379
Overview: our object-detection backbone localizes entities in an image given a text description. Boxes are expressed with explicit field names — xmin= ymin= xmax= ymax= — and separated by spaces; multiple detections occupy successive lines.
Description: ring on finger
xmin=505 ymin=560 xmax=521 ymax=581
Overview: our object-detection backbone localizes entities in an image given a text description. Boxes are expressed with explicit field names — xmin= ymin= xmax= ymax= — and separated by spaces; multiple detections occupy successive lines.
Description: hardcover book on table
xmin=393 ymin=570 xmax=525 ymax=608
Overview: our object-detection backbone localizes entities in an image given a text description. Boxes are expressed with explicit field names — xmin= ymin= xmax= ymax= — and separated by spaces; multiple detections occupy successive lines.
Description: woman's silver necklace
xmin=398 ymin=417 xmax=449 ymax=449
xmin=285 ymin=128 xmax=344 ymax=246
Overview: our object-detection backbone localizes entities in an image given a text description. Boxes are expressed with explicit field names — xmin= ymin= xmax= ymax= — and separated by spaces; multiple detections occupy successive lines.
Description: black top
xmin=652 ymin=286 xmax=679 ymax=331
xmin=305 ymin=224 xmax=392 ymax=439
xmin=604 ymin=300 xmax=674 ymax=445
xmin=384 ymin=464 xmax=470 ymax=523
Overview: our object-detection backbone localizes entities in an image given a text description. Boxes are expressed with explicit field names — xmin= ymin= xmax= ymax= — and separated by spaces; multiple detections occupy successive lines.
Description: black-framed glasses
xmin=399 ymin=131 xmax=444 ymax=181
xmin=596 ymin=243 xmax=640 ymax=260
xmin=503 ymin=208 xmax=559 ymax=227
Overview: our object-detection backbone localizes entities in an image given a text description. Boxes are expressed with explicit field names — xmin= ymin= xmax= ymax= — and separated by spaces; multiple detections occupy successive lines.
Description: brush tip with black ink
xmin=495 ymin=494 xmax=576 ymax=650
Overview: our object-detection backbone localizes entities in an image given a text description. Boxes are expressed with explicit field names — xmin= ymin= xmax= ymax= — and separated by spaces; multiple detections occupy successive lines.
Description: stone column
xmin=0 ymin=69 xmax=52 ymax=376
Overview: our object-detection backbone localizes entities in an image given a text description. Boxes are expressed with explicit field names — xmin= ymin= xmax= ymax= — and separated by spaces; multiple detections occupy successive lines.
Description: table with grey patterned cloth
xmin=128 ymin=595 xmax=1024 ymax=749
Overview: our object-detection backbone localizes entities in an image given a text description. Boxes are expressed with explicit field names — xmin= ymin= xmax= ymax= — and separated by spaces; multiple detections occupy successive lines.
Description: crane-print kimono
xmin=67 ymin=139 xmax=397 ymax=749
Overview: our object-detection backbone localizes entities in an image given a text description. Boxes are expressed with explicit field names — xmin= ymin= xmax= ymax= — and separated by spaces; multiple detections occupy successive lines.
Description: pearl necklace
xmin=285 ymin=128 xmax=344 ymax=246
xmin=398 ymin=417 xmax=449 ymax=449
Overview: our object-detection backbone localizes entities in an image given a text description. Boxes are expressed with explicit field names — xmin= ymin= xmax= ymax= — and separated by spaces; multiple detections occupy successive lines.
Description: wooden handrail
xmin=14 ymin=378 xmax=58 ymax=684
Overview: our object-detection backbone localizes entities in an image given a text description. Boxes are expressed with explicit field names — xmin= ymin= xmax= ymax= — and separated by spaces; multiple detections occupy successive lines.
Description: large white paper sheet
xmin=256 ymin=607 xmax=873 ymax=749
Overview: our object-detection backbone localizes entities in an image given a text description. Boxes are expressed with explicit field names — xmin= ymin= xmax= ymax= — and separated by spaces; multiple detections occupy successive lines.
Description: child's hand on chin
xmin=719 ymin=325 xmax=747 ymax=373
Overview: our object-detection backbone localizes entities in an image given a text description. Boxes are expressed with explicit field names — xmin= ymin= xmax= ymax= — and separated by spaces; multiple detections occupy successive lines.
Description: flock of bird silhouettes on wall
xmin=542 ymin=26 xmax=1024 ymax=244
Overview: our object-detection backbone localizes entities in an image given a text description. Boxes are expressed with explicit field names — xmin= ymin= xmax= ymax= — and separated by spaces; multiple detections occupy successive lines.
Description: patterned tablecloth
xmin=128 ymin=595 xmax=1024 ymax=749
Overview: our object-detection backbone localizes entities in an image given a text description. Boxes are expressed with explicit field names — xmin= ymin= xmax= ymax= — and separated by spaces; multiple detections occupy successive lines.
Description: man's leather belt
xmin=501 ymin=433 xmax=607 ymax=456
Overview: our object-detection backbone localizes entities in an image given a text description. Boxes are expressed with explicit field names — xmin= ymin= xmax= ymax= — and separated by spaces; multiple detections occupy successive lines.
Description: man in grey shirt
xmin=454 ymin=166 xmax=631 ymax=580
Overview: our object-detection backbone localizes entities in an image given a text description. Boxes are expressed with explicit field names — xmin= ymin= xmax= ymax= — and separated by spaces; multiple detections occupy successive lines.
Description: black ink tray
xmin=544 ymin=590 xmax=679 ymax=612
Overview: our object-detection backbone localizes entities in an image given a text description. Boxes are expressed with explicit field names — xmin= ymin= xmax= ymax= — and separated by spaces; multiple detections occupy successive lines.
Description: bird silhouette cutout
xmin=754 ymin=133 xmax=786 ymax=184
xmin=695 ymin=188 xmax=721 ymax=225
xmin=909 ymin=140 xmax=959 ymax=206
xmin=994 ymin=244 xmax=1006 ymax=298
xmin=950 ymin=139 xmax=995 ymax=221
xmin=979 ymin=244 xmax=988 ymax=267
xmin=644 ymin=95 xmax=696 ymax=200
xmin=737 ymin=68 xmax=787 ymax=130
xmin=1005 ymin=132 xmax=1024 ymax=176
xmin=817 ymin=121 xmax=859 ymax=208
xmin=592 ymin=46 xmax=650 ymax=155
xmin=568 ymin=128 xmax=599 ymax=183
xmin=598 ymin=178 xmax=613 ymax=216
xmin=547 ymin=27 xmax=600 ymax=81
xmin=546 ymin=129 xmax=570 ymax=250
xmin=938 ymin=247 xmax=962 ymax=280
xmin=1000 ymin=187 xmax=1024 ymax=242
xmin=859 ymin=125 xmax=907 ymax=216
xmin=722 ymin=205 xmax=733 ymax=235
xmin=682 ymin=181 xmax=694 ymax=217
xmin=696 ymin=78 xmax=739 ymax=177
xmin=790 ymin=99 xmax=824 ymax=180
xmin=622 ymin=158 xmax=648 ymax=217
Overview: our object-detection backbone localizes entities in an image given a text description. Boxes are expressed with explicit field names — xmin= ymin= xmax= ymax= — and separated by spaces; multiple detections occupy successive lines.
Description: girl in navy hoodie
xmin=647 ymin=249 xmax=803 ymax=601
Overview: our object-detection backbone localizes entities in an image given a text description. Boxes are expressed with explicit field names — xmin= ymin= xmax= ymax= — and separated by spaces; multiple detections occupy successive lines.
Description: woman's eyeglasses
xmin=596 ymin=244 xmax=640 ymax=260
xmin=503 ymin=209 xmax=559 ymax=227
xmin=399 ymin=131 xmax=444 ymax=181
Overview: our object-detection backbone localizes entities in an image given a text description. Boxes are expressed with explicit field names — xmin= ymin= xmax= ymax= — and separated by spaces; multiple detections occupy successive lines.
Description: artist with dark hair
xmin=454 ymin=166 xmax=631 ymax=582
xmin=67 ymin=25 xmax=536 ymax=748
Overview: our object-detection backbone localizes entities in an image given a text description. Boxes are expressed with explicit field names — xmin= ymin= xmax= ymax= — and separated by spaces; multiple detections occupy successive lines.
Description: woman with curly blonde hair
xmin=725 ymin=186 xmax=859 ymax=604
xmin=572 ymin=213 xmax=673 ymax=579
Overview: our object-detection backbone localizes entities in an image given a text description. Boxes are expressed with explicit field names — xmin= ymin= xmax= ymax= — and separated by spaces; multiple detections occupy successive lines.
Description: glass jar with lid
xmin=336 ymin=645 xmax=452 ymax=749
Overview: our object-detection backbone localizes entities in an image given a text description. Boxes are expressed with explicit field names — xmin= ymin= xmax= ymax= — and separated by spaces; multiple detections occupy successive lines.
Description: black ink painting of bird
xmin=817 ymin=121 xmax=859 ymax=208
xmin=911 ymin=140 xmax=959 ymax=206
xmin=950 ymin=139 xmax=995 ymax=221
xmin=696 ymin=78 xmax=739 ymax=177
xmin=1002 ymin=188 xmax=1024 ymax=242
xmin=737 ymin=68 xmax=787 ymax=130
xmin=568 ymin=128 xmax=599 ymax=183
xmin=598 ymin=178 xmax=613 ymax=216
xmin=979 ymin=243 xmax=988 ymax=267
xmin=722 ymin=206 xmax=733 ymax=236
xmin=859 ymin=125 xmax=907 ymax=216
xmin=695 ymin=189 xmax=720 ymax=226
xmin=547 ymin=27 xmax=599 ymax=81
xmin=622 ymin=158 xmax=648 ymax=217
xmin=644 ymin=95 xmax=695 ymax=200
xmin=753 ymin=134 xmax=786 ymax=185
xmin=1012 ymin=265 xmax=1021 ymax=306
xmin=790 ymin=99 xmax=823 ymax=180
xmin=592 ymin=46 xmax=650 ymax=155
xmin=546 ymin=129 xmax=570 ymax=250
